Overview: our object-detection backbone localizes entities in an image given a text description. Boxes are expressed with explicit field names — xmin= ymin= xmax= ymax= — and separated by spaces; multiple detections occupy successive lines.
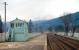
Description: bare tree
xmin=28 ymin=19 xmax=33 ymax=33
xmin=39 ymin=26 xmax=43 ymax=33
xmin=71 ymin=24 xmax=76 ymax=37
xmin=62 ymin=13 xmax=71 ymax=36
xmin=48 ymin=26 xmax=52 ymax=32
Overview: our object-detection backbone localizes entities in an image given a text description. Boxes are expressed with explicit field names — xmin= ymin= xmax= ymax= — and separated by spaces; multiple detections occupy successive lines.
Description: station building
xmin=9 ymin=18 xmax=28 ymax=41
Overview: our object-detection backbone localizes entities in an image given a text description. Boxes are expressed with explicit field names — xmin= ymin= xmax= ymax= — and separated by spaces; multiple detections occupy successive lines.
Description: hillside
xmin=33 ymin=12 xmax=79 ymax=32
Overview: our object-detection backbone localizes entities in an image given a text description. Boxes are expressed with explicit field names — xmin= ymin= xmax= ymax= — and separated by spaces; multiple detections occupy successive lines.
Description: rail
xmin=47 ymin=33 xmax=79 ymax=50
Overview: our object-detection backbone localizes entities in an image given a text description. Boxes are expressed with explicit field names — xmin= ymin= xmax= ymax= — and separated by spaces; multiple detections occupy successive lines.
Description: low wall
xmin=0 ymin=33 xmax=5 ymax=42
xmin=0 ymin=32 xmax=41 ymax=42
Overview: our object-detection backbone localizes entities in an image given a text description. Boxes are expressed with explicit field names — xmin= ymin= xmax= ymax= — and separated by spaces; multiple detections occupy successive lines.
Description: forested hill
xmin=33 ymin=12 xmax=79 ymax=32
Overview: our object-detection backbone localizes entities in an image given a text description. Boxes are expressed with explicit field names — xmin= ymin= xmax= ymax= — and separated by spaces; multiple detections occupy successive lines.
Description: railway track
xmin=47 ymin=33 xmax=79 ymax=50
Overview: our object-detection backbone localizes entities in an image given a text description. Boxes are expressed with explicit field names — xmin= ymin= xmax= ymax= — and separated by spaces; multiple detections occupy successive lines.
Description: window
xmin=16 ymin=23 xmax=20 ymax=27
xmin=11 ymin=23 xmax=14 ymax=28
xmin=19 ymin=23 xmax=22 ymax=27
xmin=20 ymin=23 xmax=24 ymax=27
xmin=16 ymin=23 xmax=24 ymax=27
xmin=16 ymin=23 xmax=18 ymax=27
xmin=22 ymin=23 xmax=24 ymax=26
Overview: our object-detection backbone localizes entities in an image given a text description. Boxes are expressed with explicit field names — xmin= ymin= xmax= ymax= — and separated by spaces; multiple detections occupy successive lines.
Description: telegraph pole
xmin=4 ymin=2 xmax=7 ymax=41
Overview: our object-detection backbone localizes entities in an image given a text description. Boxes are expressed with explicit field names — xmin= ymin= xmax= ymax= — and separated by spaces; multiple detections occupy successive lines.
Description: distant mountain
xmin=33 ymin=12 xmax=79 ymax=32
xmin=71 ymin=12 xmax=79 ymax=25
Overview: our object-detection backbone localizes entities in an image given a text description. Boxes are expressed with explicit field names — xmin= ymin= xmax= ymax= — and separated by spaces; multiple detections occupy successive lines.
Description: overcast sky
xmin=0 ymin=0 xmax=79 ymax=21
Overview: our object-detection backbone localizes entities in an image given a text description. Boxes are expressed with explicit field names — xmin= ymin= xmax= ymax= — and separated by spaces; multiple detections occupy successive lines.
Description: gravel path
xmin=0 ymin=34 xmax=46 ymax=50
xmin=0 ymin=45 xmax=44 ymax=50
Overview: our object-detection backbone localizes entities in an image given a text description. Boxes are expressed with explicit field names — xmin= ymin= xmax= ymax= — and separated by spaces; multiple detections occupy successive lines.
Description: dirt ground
xmin=0 ymin=34 xmax=47 ymax=50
